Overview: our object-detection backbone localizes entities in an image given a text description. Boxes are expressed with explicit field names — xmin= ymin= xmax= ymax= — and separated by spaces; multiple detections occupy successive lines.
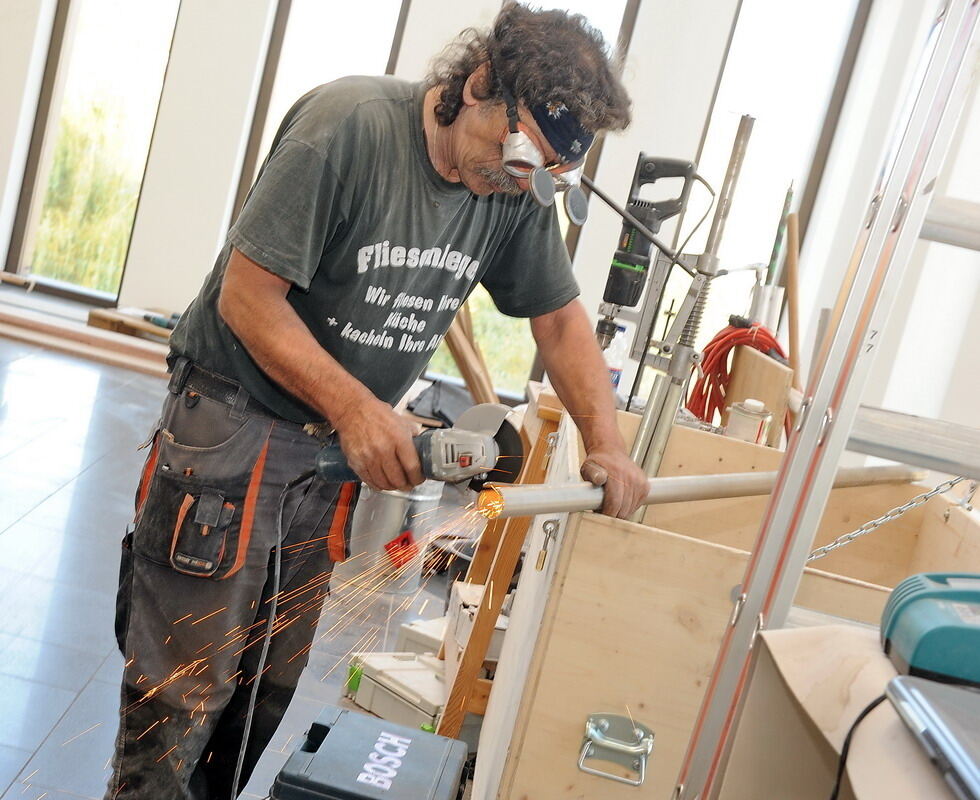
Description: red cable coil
xmin=686 ymin=323 xmax=789 ymax=435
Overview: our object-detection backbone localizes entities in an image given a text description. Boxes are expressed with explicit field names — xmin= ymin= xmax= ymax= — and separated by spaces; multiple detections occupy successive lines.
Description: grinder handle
xmin=314 ymin=431 xmax=433 ymax=484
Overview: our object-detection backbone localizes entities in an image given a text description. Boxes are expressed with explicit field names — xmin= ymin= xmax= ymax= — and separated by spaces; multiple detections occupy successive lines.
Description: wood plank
xmin=467 ymin=677 xmax=493 ymax=716
xmin=87 ymin=308 xmax=173 ymax=341
xmin=720 ymin=627 xmax=953 ymax=799
xmin=444 ymin=320 xmax=498 ymax=405
xmin=908 ymin=498 xmax=980 ymax=574
xmin=472 ymin=413 xmax=579 ymax=800
xmin=0 ymin=322 xmax=168 ymax=378
xmin=465 ymin=397 xmax=563 ymax=587
xmin=501 ymin=514 xmax=749 ymax=799
xmin=723 ymin=345 xmax=794 ymax=447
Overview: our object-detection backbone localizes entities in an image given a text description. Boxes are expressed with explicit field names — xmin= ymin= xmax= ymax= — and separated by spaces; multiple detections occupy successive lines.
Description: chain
xmin=807 ymin=476 xmax=965 ymax=563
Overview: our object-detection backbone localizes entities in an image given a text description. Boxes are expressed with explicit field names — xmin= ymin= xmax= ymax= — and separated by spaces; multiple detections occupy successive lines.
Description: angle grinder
xmin=313 ymin=403 xmax=525 ymax=490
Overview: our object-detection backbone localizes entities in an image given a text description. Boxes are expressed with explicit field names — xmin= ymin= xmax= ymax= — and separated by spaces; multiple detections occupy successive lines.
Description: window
xmin=15 ymin=0 xmax=179 ymax=299
xmin=251 ymin=0 xmax=406 ymax=184
xmin=658 ymin=0 xmax=862 ymax=354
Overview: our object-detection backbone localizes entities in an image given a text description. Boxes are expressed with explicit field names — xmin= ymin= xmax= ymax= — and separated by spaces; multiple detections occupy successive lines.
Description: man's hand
xmin=580 ymin=448 xmax=648 ymax=519
xmin=331 ymin=395 xmax=424 ymax=492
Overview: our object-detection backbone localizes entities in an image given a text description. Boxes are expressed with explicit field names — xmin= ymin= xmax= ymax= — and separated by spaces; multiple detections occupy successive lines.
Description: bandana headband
xmin=500 ymin=84 xmax=593 ymax=165
xmin=529 ymin=100 xmax=594 ymax=164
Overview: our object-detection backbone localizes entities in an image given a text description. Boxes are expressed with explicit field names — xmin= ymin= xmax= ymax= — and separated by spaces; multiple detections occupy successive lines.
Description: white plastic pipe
xmin=476 ymin=464 xmax=924 ymax=519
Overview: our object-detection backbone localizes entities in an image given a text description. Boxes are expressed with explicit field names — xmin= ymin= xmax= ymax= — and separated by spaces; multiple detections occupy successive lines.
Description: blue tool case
xmin=270 ymin=706 xmax=467 ymax=800
xmin=881 ymin=573 xmax=980 ymax=687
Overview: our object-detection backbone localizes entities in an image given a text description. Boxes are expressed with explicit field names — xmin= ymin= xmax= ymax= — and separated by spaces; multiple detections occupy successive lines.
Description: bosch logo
xmin=355 ymin=731 xmax=413 ymax=791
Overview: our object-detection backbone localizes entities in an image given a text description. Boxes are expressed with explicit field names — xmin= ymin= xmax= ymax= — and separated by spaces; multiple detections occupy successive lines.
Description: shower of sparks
xmin=38 ymin=500 xmax=496 ymax=794
xmin=61 ymin=723 xmax=102 ymax=746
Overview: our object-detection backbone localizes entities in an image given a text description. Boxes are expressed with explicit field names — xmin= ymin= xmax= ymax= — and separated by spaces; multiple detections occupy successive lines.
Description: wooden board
xmin=483 ymin=410 xmax=980 ymax=799
xmin=500 ymin=512 xmax=749 ymax=799
xmin=634 ymin=420 xmax=927 ymax=591
xmin=719 ymin=627 xmax=954 ymax=799
xmin=87 ymin=308 xmax=173 ymax=341
xmin=909 ymin=499 xmax=980 ymax=574
xmin=473 ymin=413 xmax=580 ymax=799
xmin=722 ymin=345 xmax=794 ymax=447
xmin=0 ymin=304 xmax=168 ymax=377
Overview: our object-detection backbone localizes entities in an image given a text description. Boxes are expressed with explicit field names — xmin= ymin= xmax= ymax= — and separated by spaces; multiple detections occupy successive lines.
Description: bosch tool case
xmin=270 ymin=706 xmax=467 ymax=800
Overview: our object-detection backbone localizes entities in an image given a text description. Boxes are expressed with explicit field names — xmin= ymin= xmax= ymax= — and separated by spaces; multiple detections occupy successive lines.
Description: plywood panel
xmin=637 ymin=423 xmax=926 ymax=588
xmin=723 ymin=345 xmax=795 ymax=447
xmin=501 ymin=513 xmax=748 ymax=800
xmin=909 ymin=499 xmax=980 ymax=574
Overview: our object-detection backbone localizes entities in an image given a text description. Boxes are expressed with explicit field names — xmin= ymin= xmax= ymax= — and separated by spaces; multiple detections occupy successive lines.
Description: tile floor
xmin=0 ymin=335 xmax=450 ymax=799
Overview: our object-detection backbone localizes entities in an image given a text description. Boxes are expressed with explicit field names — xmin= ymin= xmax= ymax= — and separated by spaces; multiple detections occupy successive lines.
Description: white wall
xmin=571 ymin=0 xmax=741 ymax=388
xmin=0 ymin=0 xmax=57 ymax=269
xmin=116 ymin=0 xmax=276 ymax=312
xmin=880 ymin=65 xmax=980 ymax=426
xmin=393 ymin=0 xmax=502 ymax=80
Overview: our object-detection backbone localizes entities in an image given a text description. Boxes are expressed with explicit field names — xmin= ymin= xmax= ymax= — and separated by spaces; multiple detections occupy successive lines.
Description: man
xmin=107 ymin=4 xmax=647 ymax=798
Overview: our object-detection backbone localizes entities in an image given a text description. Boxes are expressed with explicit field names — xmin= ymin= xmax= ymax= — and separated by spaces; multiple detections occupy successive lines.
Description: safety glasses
xmin=500 ymin=91 xmax=590 ymax=225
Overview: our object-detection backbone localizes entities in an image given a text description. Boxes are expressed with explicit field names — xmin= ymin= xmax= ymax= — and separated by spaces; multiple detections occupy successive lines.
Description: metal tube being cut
xmin=476 ymin=464 xmax=924 ymax=519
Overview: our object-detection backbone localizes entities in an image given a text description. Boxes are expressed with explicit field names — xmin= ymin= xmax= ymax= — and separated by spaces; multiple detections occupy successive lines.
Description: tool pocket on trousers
xmin=132 ymin=417 xmax=271 ymax=580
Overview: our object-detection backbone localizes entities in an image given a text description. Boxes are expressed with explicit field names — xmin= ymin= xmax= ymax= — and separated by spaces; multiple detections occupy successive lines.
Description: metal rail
xmin=675 ymin=3 xmax=980 ymax=797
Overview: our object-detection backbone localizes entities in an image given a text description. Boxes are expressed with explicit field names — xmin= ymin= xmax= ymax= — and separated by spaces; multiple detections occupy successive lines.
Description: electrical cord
xmin=625 ymin=173 xmax=716 ymax=412
xmin=829 ymin=694 xmax=886 ymax=800
xmin=230 ymin=468 xmax=316 ymax=800
xmin=686 ymin=317 xmax=790 ymax=436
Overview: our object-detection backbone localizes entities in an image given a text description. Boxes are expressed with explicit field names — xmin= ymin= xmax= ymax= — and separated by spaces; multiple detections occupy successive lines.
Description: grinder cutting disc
xmin=452 ymin=403 xmax=526 ymax=492
xmin=472 ymin=415 xmax=523 ymax=491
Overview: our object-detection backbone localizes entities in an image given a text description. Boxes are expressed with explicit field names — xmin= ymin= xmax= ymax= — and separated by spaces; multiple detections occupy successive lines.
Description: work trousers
xmin=105 ymin=381 xmax=358 ymax=800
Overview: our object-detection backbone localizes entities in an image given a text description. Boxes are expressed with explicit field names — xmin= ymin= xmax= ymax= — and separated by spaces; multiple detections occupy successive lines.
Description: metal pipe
xmin=628 ymin=115 xmax=756 ymax=487
xmin=476 ymin=465 xmax=924 ymax=520
xmin=703 ymin=114 xmax=754 ymax=258
xmin=628 ymin=372 xmax=670 ymax=462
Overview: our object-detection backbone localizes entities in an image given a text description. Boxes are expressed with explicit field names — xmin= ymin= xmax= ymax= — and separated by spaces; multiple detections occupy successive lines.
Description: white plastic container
xmin=395 ymin=615 xmax=448 ymax=655
xmin=724 ymin=398 xmax=773 ymax=444
xmin=347 ymin=651 xmax=482 ymax=752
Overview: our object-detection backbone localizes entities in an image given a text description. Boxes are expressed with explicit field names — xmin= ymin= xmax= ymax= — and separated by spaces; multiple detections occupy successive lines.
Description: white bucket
xmin=332 ymin=480 xmax=444 ymax=596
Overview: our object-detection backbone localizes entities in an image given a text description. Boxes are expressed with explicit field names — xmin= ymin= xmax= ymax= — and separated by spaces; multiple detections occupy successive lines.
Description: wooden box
xmin=473 ymin=411 xmax=980 ymax=800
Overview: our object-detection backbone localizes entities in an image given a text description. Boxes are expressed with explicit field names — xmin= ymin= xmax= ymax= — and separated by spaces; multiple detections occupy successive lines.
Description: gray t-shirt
xmin=170 ymin=76 xmax=579 ymax=423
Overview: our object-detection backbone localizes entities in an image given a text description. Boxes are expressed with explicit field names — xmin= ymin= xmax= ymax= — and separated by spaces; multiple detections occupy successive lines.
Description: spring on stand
xmin=679 ymin=278 xmax=710 ymax=349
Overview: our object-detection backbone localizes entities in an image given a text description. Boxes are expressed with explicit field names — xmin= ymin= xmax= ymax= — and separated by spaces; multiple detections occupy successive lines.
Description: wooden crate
xmin=477 ymin=412 xmax=980 ymax=800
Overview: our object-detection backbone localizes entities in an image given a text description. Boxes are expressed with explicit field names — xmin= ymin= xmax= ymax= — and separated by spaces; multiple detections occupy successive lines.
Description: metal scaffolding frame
xmin=674 ymin=1 xmax=980 ymax=797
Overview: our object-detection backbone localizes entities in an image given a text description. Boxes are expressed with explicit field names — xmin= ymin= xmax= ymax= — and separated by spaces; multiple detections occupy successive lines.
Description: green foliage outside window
xmin=29 ymin=101 xmax=138 ymax=294
xmin=426 ymin=284 xmax=537 ymax=396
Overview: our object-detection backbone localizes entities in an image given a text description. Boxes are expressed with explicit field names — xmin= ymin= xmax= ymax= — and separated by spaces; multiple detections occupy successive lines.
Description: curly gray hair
xmin=426 ymin=3 xmax=631 ymax=134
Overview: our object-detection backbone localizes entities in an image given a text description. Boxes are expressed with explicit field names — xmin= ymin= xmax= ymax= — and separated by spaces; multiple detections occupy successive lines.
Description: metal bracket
xmin=535 ymin=518 xmax=560 ymax=570
xmin=958 ymin=480 xmax=978 ymax=511
xmin=795 ymin=396 xmax=812 ymax=433
xmin=817 ymin=407 xmax=834 ymax=446
xmin=578 ymin=714 xmax=655 ymax=787
xmin=729 ymin=591 xmax=747 ymax=628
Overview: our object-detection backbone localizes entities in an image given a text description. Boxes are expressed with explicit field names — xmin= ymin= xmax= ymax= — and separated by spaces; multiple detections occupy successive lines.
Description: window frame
xmin=2 ymin=0 xmax=180 ymax=308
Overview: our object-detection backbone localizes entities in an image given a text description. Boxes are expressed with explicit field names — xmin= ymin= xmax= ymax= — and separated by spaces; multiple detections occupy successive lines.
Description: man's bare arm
xmin=530 ymin=299 xmax=648 ymax=518
xmin=217 ymin=247 xmax=422 ymax=491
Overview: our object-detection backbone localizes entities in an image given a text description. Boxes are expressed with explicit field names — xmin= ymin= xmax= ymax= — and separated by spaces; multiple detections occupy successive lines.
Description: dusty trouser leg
xmin=108 ymin=559 xmax=270 ymax=800
xmin=105 ymin=392 xmax=283 ymax=800
xmin=194 ymin=470 xmax=352 ymax=794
